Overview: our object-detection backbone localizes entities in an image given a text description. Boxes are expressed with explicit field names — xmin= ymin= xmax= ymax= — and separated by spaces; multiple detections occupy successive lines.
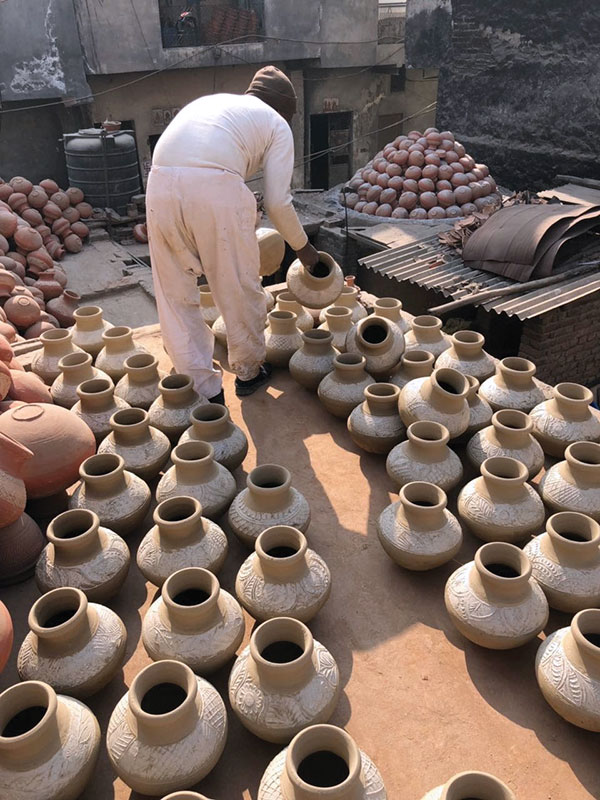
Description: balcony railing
xmin=378 ymin=1 xmax=406 ymax=44
xmin=159 ymin=1 xmax=265 ymax=49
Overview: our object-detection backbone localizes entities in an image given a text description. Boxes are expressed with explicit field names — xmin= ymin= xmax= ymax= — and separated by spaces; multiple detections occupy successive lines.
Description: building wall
xmin=405 ymin=0 xmax=451 ymax=69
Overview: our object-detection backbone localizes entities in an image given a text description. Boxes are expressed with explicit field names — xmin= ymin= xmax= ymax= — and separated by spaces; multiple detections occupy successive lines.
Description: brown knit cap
xmin=246 ymin=65 xmax=297 ymax=121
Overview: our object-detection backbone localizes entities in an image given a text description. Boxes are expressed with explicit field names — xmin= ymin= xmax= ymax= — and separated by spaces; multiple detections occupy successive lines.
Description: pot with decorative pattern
xmin=540 ymin=441 xmax=600 ymax=521
xmin=530 ymin=382 xmax=600 ymax=458
xmin=95 ymin=325 xmax=148 ymax=381
xmin=148 ymin=373 xmax=208 ymax=442
xmin=345 ymin=316 xmax=404 ymax=380
xmin=30 ymin=328 xmax=84 ymax=385
xmin=51 ymin=352 xmax=110 ymax=409
xmin=276 ymin=291 xmax=314 ymax=333
xmin=69 ymin=305 xmax=113 ymax=357
xmin=290 ymin=330 xmax=338 ymax=392
xmin=114 ymin=353 xmax=166 ymax=410
xmin=286 ymin=252 xmax=344 ymax=309
xmin=399 ymin=368 xmax=470 ymax=440
xmin=479 ymin=357 xmax=551 ymax=413
xmin=265 ymin=311 xmax=303 ymax=368
xmin=178 ymin=402 xmax=248 ymax=470
xmin=317 ymin=353 xmax=373 ymax=419
xmin=348 ymin=383 xmax=405 ymax=454
xmin=386 ymin=421 xmax=462 ymax=492
xmin=98 ymin=407 xmax=171 ymax=481
xmin=435 ymin=330 xmax=496 ymax=381
xmin=389 ymin=349 xmax=434 ymax=391
xmin=72 ymin=377 xmax=130 ymax=444
xmin=467 ymin=408 xmax=544 ymax=480
xmin=420 ymin=771 xmax=516 ymax=800
xmin=317 ymin=306 xmax=353 ymax=352
xmin=404 ymin=315 xmax=450 ymax=359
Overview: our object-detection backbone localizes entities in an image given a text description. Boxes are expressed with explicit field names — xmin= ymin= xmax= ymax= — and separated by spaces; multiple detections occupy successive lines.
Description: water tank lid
xmin=64 ymin=128 xmax=130 ymax=139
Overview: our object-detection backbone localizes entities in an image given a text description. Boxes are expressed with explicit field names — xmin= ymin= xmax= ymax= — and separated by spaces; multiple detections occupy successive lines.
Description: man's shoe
xmin=208 ymin=389 xmax=225 ymax=405
xmin=235 ymin=363 xmax=272 ymax=397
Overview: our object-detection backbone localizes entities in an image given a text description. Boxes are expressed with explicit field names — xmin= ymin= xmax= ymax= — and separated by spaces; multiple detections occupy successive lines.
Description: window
xmin=390 ymin=67 xmax=406 ymax=93
xmin=159 ymin=0 xmax=265 ymax=49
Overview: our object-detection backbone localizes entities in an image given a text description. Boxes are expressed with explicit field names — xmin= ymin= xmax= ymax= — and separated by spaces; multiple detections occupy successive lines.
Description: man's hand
xmin=295 ymin=242 xmax=320 ymax=271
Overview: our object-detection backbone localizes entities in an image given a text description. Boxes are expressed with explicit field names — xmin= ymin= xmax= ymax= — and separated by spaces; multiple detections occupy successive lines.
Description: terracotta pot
xmin=386 ymin=420 xmax=462 ymax=491
xmin=106 ymin=659 xmax=227 ymax=795
xmin=40 ymin=179 xmax=60 ymax=195
xmin=0 ymin=321 xmax=15 ymax=343
xmin=317 ymin=353 xmax=373 ymax=419
xmin=317 ymin=306 xmax=353 ymax=352
xmin=258 ymin=724 xmax=387 ymax=799
xmin=286 ymin=252 xmax=344 ymax=309
xmin=46 ymin=290 xmax=80 ymax=327
xmin=142 ymin=567 xmax=244 ymax=673
xmin=436 ymin=330 xmax=496 ymax=381
xmin=211 ymin=315 xmax=227 ymax=348
xmin=318 ymin=286 xmax=367 ymax=325
xmin=76 ymin=201 xmax=93 ymax=219
xmin=149 ymin=373 xmax=207 ymax=442
xmin=18 ymin=587 xmax=126 ymax=697
xmin=69 ymin=305 xmax=113 ymax=357
xmin=479 ymin=357 xmax=551 ymax=412
xmin=178 ymin=402 xmax=248 ymax=470
xmin=24 ymin=320 xmax=56 ymax=339
xmin=98 ymin=407 xmax=170 ymax=480
xmin=0 ymin=680 xmax=100 ymax=800
xmin=51 ymin=351 xmax=109 ymax=408
xmin=115 ymin=353 xmax=166 ymax=410
xmin=8 ymin=371 xmax=52 ymax=403
xmin=229 ymin=617 xmax=340 ymax=743
xmin=69 ymin=453 xmax=151 ymax=537
xmin=72 ymin=377 xmax=130 ymax=443
xmin=466 ymin=408 xmax=544 ymax=480
xmin=257 ymin=227 xmax=285 ymax=276
xmin=4 ymin=295 xmax=40 ymax=329
xmin=156 ymin=441 xmax=236 ymax=519
xmin=31 ymin=328 xmax=84 ymax=385
xmin=51 ymin=192 xmax=69 ymax=211
xmin=0 ymin=431 xmax=33 ymax=525
xmin=0 ymin=512 xmax=45 ymax=585
xmin=0 ymin=601 xmax=12 ymax=673
xmin=378 ymin=481 xmax=462 ymax=571
xmin=228 ymin=464 xmax=311 ymax=547
xmin=236 ymin=525 xmax=331 ymax=622
xmin=530 ymin=382 xmax=600 ymax=457
xmin=265 ymin=310 xmax=303 ymax=367
xmin=36 ymin=508 xmax=130 ymax=601
xmin=536 ymin=608 xmax=600 ymax=731
xmin=95 ymin=325 xmax=148 ymax=381
xmin=445 ymin=541 xmax=549 ymax=649
xmin=524 ymin=511 xmax=600 ymax=613
xmin=137 ymin=496 xmax=228 ymax=586
xmin=290 ymin=330 xmax=338 ymax=391
xmin=399 ymin=367 xmax=470 ymax=439
xmin=199 ymin=285 xmax=219 ymax=329
xmin=373 ymin=296 xmax=411 ymax=335
xmin=540 ymin=441 xmax=600 ymax=521
xmin=458 ymin=456 xmax=545 ymax=543
xmin=347 ymin=383 xmax=404 ymax=454
xmin=389 ymin=349 xmax=435 ymax=390
xmin=276 ymin=291 xmax=314 ymax=332
xmin=404 ymin=315 xmax=451 ymax=358
xmin=0 ymin=403 xmax=95 ymax=498
xmin=345 ymin=316 xmax=405 ymax=380
xmin=33 ymin=270 xmax=62 ymax=302
xmin=421 ymin=771 xmax=515 ymax=800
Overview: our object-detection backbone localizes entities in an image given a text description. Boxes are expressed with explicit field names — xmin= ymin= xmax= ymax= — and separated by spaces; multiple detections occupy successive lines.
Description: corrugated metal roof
xmin=358 ymin=233 xmax=600 ymax=320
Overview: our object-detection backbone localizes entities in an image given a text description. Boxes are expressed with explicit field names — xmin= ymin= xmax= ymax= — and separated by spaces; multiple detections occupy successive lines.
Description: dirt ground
xmin=1 ymin=326 xmax=596 ymax=799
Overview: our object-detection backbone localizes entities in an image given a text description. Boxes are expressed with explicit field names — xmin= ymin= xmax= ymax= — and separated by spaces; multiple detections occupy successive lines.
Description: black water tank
xmin=63 ymin=128 xmax=141 ymax=215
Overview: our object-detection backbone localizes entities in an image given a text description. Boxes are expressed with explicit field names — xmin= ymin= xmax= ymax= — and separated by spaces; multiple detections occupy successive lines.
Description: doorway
xmin=309 ymin=111 xmax=352 ymax=190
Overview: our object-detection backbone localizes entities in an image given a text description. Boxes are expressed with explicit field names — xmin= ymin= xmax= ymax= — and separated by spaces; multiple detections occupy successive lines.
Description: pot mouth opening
xmin=78 ymin=377 xmax=112 ymax=396
xmin=59 ymin=351 xmax=91 ymax=369
xmin=276 ymin=291 xmax=298 ymax=304
xmin=334 ymin=353 xmax=363 ymax=367
xmin=191 ymin=403 xmax=227 ymax=423
xmin=500 ymin=356 xmax=535 ymax=375
xmin=327 ymin=306 xmax=352 ymax=318
xmin=309 ymin=260 xmax=332 ymax=280
xmin=453 ymin=329 xmax=483 ymax=345
xmin=408 ymin=420 xmax=447 ymax=443
xmin=359 ymin=320 xmax=390 ymax=346
xmin=433 ymin=368 xmax=467 ymax=397
xmin=249 ymin=464 xmax=290 ymax=491
xmin=340 ymin=285 xmax=357 ymax=297
xmin=257 ymin=525 xmax=305 ymax=561
xmin=549 ymin=511 xmax=600 ymax=544
xmin=567 ymin=441 xmax=600 ymax=466
xmin=444 ymin=771 xmax=513 ymax=799
xmin=288 ymin=726 xmax=359 ymax=791
xmin=304 ymin=330 xmax=331 ymax=342
xmin=161 ymin=373 xmax=193 ymax=391
xmin=81 ymin=453 xmax=122 ymax=477
xmin=112 ymin=407 xmax=146 ymax=426
xmin=103 ymin=325 xmax=131 ymax=339
xmin=493 ymin=409 xmax=529 ymax=431
xmin=32 ymin=588 xmax=84 ymax=630
xmin=402 ymin=349 xmax=434 ymax=366
xmin=49 ymin=508 xmax=96 ymax=540
xmin=297 ymin=751 xmax=350 ymax=788
xmin=375 ymin=297 xmax=401 ymax=309
xmin=173 ymin=441 xmax=213 ymax=463
xmin=555 ymin=382 xmax=592 ymax=403
xmin=477 ymin=542 xmax=528 ymax=581
xmin=252 ymin=617 xmax=310 ymax=665
xmin=74 ymin=305 xmax=101 ymax=318
xmin=141 ymin=683 xmax=188 ymax=715
xmin=260 ymin=640 xmax=305 ymax=663
xmin=413 ymin=314 xmax=442 ymax=331
xmin=62 ymin=290 xmax=80 ymax=300
xmin=131 ymin=661 xmax=195 ymax=720
xmin=481 ymin=456 xmax=527 ymax=483
xmin=125 ymin=353 xmax=155 ymax=370
xmin=155 ymin=496 xmax=201 ymax=523
xmin=269 ymin=310 xmax=295 ymax=321
xmin=365 ymin=382 xmax=398 ymax=399
xmin=2 ymin=705 xmax=49 ymax=738
xmin=40 ymin=327 xmax=70 ymax=342
xmin=401 ymin=481 xmax=445 ymax=510
xmin=165 ymin=567 xmax=217 ymax=608
xmin=574 ymin=609 xmax=600 ymax=651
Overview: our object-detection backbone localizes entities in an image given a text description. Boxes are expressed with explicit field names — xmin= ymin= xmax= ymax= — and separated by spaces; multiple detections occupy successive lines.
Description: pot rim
xmin=172 ymin=440 xmax=214 ymax=465
xmin=480 ymin=455 xmax=528 ymax=484
xmin=190 ymin=402 xmax=229 ymax=424
xmin=356 ymin=316 xmax=392 ymax=350
xmin=554 ymin=382 xmax=594 ymax=405
xmin=128 ymin=659 xmax=197 ymax=725
xmin=401 ymin=349 xmax=435 ymax=367
xmin=475 ymin=541 xmax=531 ymax=582
xmin=407 ymin=420 xmax=449 ymax=446
xmin=0 ymin=681 xmax=57 ymax=747
xmin=255 ymin=525 xmax=308 ymax=565
xmin=250 ymin=616 xmax=313 ymax=670
xmin=47 ymin=507 xmax=99 ymax=544
xmin=325 ymin=306 xmax=352 ymax=319
xmin=400 ymin=480 xmax=447 ymax=512
xmin=79 ymin=452 xmax=124 ymax=480
xmin=159 ymin=373 xmax=194 ymax=393
xmin=76 ymin=376 xmax=114 ymax=398
xmin=364 ymin=382 xmax=399 ymax=401
xmin=333 ymin=352 xmax=365 ymax=369
xmin=565 ymin=441 xmax=600 ymax=468
xmin=431 ymin=367 xmax=469 ymax=399
xmin=124 ymin=352 xmax=157 ymax=371
xmin=492 ymin=409 xmax=531 ymax=434
xmin=247 ymin=463 xmax=291 ymax=494
xmin=412 ymin=314 xmax=442 ymax=332
xmin=162 ymin=566 xmax=219 ymax=610
xmin=547 ymin=511 xmax=600 ymax=547
xmin=74 ymin=305 xmax=103 ymax=319
xmin=40 ymin=327 xmax=71 ymax=342
xmin=28 ymin=586 xmax=87 ymax=638
xmin=499 ymin=356 xmax=535 ymax=377
xmin=285 ymin=723 xmax=362 ymax=795
xmin=58 ymin=351 xmax=92 ymax=370
xmin=154 ymin=495 xmax=203 ymax=527
xmin=110 ymin=407 xmax=148 ymax=428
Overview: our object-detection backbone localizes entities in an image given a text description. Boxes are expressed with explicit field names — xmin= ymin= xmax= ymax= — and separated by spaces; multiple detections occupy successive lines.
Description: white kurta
xmin=146 ymin=94 xmax=307 ymax=396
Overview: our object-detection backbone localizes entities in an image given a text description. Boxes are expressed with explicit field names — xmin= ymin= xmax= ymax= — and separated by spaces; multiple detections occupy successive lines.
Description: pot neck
xmin=269 ymin=311 xmax=298 ymax=336
xmin=161 ymin=569 xmax=222 ymax=632
xmin=47 ymin=509 xmax=103 ymax=563
xmin=126 ymin=359 xmax=160 ymax=385
xmin=111 ymin=410 xmax=152 ymax=445
xmin=103 ymin=327 xmax=134 ymax=354
xmin=0 ymin=682 xmax=67 ymax=767
xmin=440 ymin=771 xmax=515 ymax=800
xmin=277 ymin=296 xmax=303 ymax=315
xmin=397 ymin=351 xmax=434 ymax=380
xmin=41 ymin=331 xmax=73 ymax=356
xmin=302 ymin=331 xmax=334 ymax=354
xmin=473 ymin=543 xmax=531 ymax=603
xmin=256 ymin=526 xmax=308 ymax=581
xmin=451 ymin=331 xmax=484 ymax=359
xmin=74 ymin=306 xmax=104 ymax=331
xmin=491 ymin=410 xmax=532 ymax=448
xmin=551 ymin=383 xmax=594 ymax=422
xmin=545 ymin=512 xmax=600 ymax=567
xmin=246 ymin=465 xmax=293 ymax=512
xmin=332 ymin=355 xmax=367 ymax=383
xmin=411 ymin=315 xmax=443 ymax=343
xmin=399 ymin=482 xmax=447 ymax=530
xmin=480 ymin=457 xmax=529 ymax=501
xmin=172 ymin=443 xmax=218 ymax=484
xmin=563 ymin=443 xmax=600 ymax=487
xmin=335 ymin=286 xmax=359 ymax=310
xmin=250 ymin=618 xmax=315 ymax=691
xmin=406 ymin=422 xmax=448 ymax=461
xmin=77 ymin=379 xmax=115 ymax=412
xmin=497 ymin=358 xmax=536 ymax=389
xmin=425 ymin=369 xmax=468 ymax=413
xmin=374 ymin=298 xmax=401 ymax=323
xmin=159 ymin=376 xmax=196 ymax=407
xmin=325 ymin=309 xmax=352 ymax=334
xmin=28 ymin=588 xmax=95 ymax=654
xmin=81 ymin=455 xmax=127 ymax=497
xmin=0 ymin=431 xmax=33 ymax=477
xmin=60 ymin=355 xmax=94 ymax=385
xmin=364 ymin=384 xmax=400 ymax=416
xmin=565 ymin=609 xmax=600 ymax=675
xmin=356 ymin=318 xmax=392 ymax=353
xmin=190 ymin=405 xmax=233 ymax=441
xmin=154 ymin=497 xmax=206 ymax=542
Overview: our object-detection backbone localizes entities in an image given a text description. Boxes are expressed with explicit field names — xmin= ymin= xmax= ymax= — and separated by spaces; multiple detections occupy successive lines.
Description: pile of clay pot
xmin=340 ymin=127 xmax=502 ymax=219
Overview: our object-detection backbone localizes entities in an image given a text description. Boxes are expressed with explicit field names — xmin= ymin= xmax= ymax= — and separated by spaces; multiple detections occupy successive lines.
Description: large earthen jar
xmin=275 ymin=291 xmax=314 ymax=332
xmin=98 ymin=407 xmax=171 ymax=480
xmin=265 ymin=310 xmax=303 ymax=368
xmin=229 ymin=617 xmax=340 ymax=743
xmin=318 ymin=306 xmax=353 ymax=352
xmin=540 ymin=441 xmax=600 ymax=521
xmin=0 ymin=513 xmax=45 ymax=585
xmin=386 ymin=420 xmax=462 ymax=492
xmin=0 ymin=680 xmax=100 ymax=800
xmin=51 ymin=352 xmax=109 ymax=409
xmin=95 ymin=325 xmax=148 ymax=381
xmin=0 ymin=430 xmax=32 ymax=525
xmin=372 ymin=296 xmax=411 ymax=335
xmin=347 ymin=383 xmax=405 ymax=454
xmin=31 ymin=328 xmax=84 ymax=385
xmin=399 ymin=367 xmax=470 ymax=440
xmin=404 ymin=315 xmax=450 ymax=359
xmin=290 ymin=330 xmax=338 ymax=391
xmin=318 ymin=285 xmax=367 ymax=325
xmin=72 ymin=377 xmax=130 ymax=444
xmin=530 ymin=382 xmax=600 ymax=457
xmin=286 ymin=252 xmax=344 ymax=309
xmin=421 ymin=771 xmax=516 ymax=800
xmin=389 ymin=349 xmax=434 ymax=391
xmin=435 ymin=330 xmax=496 ymax=381
xmin=106 ymin=659 xmax=227 ymax=795
xmin=345 ymin=315 xmax=404 ymax=380
xmin=69 ymin=305 xmax=113 ymax=357
xmin=479 ymin=357 xmax=551 ymax=413
xmin=178 ymin=402 xmax=248 ymax=470
xmin=317 ymin=353 xmax=373 ymax=419
xmin=115 ymin=353 xmax=166 ymax=410
xmin=459 ymin=376 xmax=493 ymax=441
xmin=46 ymin=290 xmax=80 ymax=327
xmin=466 ymin=408 xmax=544 ymax=480
xmin=149 ymin=373 xmax=207 ymax=442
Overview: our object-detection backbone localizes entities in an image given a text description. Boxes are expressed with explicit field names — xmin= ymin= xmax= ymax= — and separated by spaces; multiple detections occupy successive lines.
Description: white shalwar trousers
xmin=146 ymin=165 xmax=267 ymax=397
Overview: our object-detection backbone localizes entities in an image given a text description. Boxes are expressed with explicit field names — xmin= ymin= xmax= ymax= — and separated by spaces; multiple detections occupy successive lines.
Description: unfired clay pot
xmin=524 ymin=512 xmax=600 ymax=613
xmin=69 ymin=453 xmax=151 ymax=537
xmin=467 ymin=408 xmax=544 ymax=480
xmin=115 ymin=353 xmax=166 ymax=410
xmin=399 ymin=367 xmax=470 ymax=439
xmin=95 ymin=325 xmax=148 ymax=381
xmin=0 ymin=513 xmax=45 ymax=585
xmin=69 ymin=305 xmax=113 ymax=357
xmin=258 ymin=724 xmax=387 ymax=800
xmin=30 ymin=328 xmax=84 ymax=385
xmin=378 ymin=481 xmax=462 ymax=571
xmin=479 ymin=357 xmax=551 ymax=413
xmin=421 ymin=771 xmax=516 ymax=800
xmin=212 ymin=315 xmax=227 ymax=348
xmin=236 ymin=525 xmax=331 ymax=622
xmin=36 ymin=508 xmax=130 ymax=601
xmin=107 ymin=659 xmax=227 ymax=795
xmin=50 ymin=352 xmax=109 ymax=408
xmin=318 ymin=285 xmax=367 ymax=325
xmin=347 ymin=383 xmax=405 ymax=454
xmin=0 ymin=403 xmax=96 ymax=498
xmin=258 ymin=228 xmax=285 ymax=276
xmin=142 ymin=567 xmax=244 ymax=673
xmin=530 ymin=382 xmax=600 ymax=457
xmin=290 ymin=330 xmax=338 ymax=391
xmin=265 ymin=310 xmax=303 ymax=367
xmin=386 ymin=420 xmax=462 ymax=492
xmin=98 ymin=407 xmax=171 ymax=480
xmin=436 ymin=330 xmax=496 ymax=381
xmin=345 ymin=316 xmax=405 ymax=380
xmin=404 ymin=315 xmax=450 ymax=359
xmin=72 ymin=377 xmax=130 ymax=443
xmin=286 ymin=252 xmax=344 ymax=309
xmin=445 ymin=541 xmax=549 ymax=649
xmin=0 ymin=680 xmax=100 ymax=800
xmin=460 ymin=375 xmax=493 ymax=440
xmin=317 ymin=353 xmax=373 ymax=419
xmin=318 ymin=305 xmax=353 ymax=352
xmin=137 ymin=496 xmax=228 ymax=586
xmin=178 ymin=402 xmax=248 ymax=470
xmin=156 ymin=441 xmax=236 ymax=519
xmin=149 ymin=373 xmax=207 ymax=442
xmin=0 ymin=430 xmax=32 ymax=525
xmin=389 ymin=349 xmax=434 ymax=390
xmin=0 ymin=601 xmax=13 ymax=674
xmin=458 ymin=456 xmax=545 ymax=543
xmin=18 ymin=587 xmax=127 ymax=697
xmin=199 ymin=285 xmax=219 ymax=329
xmin=372 ymin=296 xmax=411 ymax=335
xmin=276 ymin=291 xmax=314 ymax=332
xmin=229 ymin=617 xmax=340 ymax=743
xmin=540 ymin=441 xmax=600 ymax=521
xmin=536 ymin=608 xmax=600 ymax=731
xmin=228 ymin=464 xmax=311 ymax=548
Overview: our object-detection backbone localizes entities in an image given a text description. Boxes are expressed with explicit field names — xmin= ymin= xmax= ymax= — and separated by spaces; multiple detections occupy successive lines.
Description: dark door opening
xmin=310 ymin=111 xmax=352 ymax=190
